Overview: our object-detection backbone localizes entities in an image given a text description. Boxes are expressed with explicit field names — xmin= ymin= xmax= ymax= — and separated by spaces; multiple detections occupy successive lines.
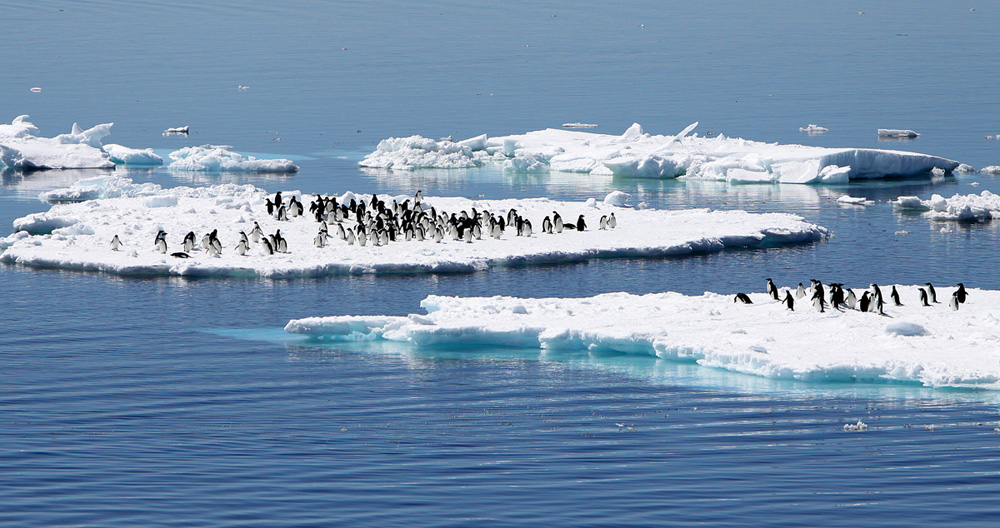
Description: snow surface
xmin=1 ymin=177 xmax=826 ymax=278
xmin=360 ymin=123 xmax=959 ymax=184
xmin=894 ymin=191 xmax=1000 ymax=221
xmin=168 ymin=145 xmax=298 ymax=173
xmin=285 ymin=285 xmax=1000 ymax=389
xmin=0 ymin=116 xmax=114 ymax=170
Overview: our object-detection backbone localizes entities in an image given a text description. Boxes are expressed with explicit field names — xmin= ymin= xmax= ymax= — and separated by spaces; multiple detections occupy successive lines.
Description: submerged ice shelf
xmin=1 ymin=177 xmax=826 ymax=278
xmin=286 ymin=286 xmax=1000 ymax=389
xmin=360 ymin=123 xmax=960 ymax=184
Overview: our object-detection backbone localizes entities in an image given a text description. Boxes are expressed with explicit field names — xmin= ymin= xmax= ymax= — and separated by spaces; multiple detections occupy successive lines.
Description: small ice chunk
xmin=878 ymin=128 xmax=920 ymax=138
xmin=837 ymin=195 xmax=870 ymax=205
xmin=982 ymin=166 xmax=1000 ymax=176
xmin=30 ymin=87 xmax=42 ymax=93
xmin=799 ymin=124 xmax=828 ymax=134
xmin=844 ymin=421 xmax=868 ymax=432
xmin=885 ymin=322 xmax=929 ymax=337
xmin=562 ymin=123 xmax=598 ymax=128
xmin=163 ymin=126 xmax=189 ymax=135
xmin=603 ymin=191 xmax=631 ymax=207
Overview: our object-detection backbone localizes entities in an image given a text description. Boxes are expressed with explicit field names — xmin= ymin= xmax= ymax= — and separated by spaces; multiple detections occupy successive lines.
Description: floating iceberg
xmin=361 ymin=123 xmax=959 ymax=184
xmin=837 ymin=195 xmax=872 ymax=205
xmin=168 ymin=145 xmax=299 ymax=173
xmin=1 ymin=177 xmax=826 ymax=278
xmin=893 ymin=191 xmax=1000 ymax=221
xmin=104 ymin=144 xmax=163 ymax=166
xmin=982 ymin=166 xmax=1000 ymax=176
xmin=0 ymin=115 xmax=115 ymax=170
xmin=799 ymin=124 xmax=829 ymax=134
xmin=285 ymin=285 xmax=1000 ymax=389
xmin=878 ymin=128 xmax=920 ymax=139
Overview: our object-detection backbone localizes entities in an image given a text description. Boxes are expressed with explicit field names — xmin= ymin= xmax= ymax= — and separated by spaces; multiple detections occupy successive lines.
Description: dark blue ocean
xmin=3 ymin=1 xmax=1000 ymax=525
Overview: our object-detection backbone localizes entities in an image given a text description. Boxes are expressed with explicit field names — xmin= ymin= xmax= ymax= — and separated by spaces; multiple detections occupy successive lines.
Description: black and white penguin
xmin=414 ymin=189 xmax=423 ymax=205
xmin=830 ymin=284 xmax=844 ymax=310
xmin=926 ymin=283 xmax=938 ymax=303
xmin=522 ymin=219 xmax=532 ymax=237
xmin=845 ymin=288 xmax=857 ymax=310
xmin=891 ymin=286 xmax=902 ymax=306
xmin=239 ymin=231 xmax=249 ymax=246
xmin=734 ymin=293 xmax=753 ymax=304
xmin=274 ymin=192 xmax=283 ymax=209
xmin=110 ymin=235 xmax=123 ymax=251
xmin=182 ymin=231 xmax=196 ymax=253
xmin=783 ymin=290 xmax=794 ymax=311
xmin=358 ymin=228 xmax=368 ymax=247
xmin=766 ymin=278 xmax=779 ymax=300
xmin=346 ymin=228 xmax=356 ymax=245
xmin=955 ymin=283 xmax=968 ymax=304
xmin=265 ymin=198 xmax=275 ymax=215
xmin=154 ymin=230 xmax=167 ymax=254
xmin=918 ymin=287 xmax=930 ymax=307
xmin=553 ymin=212 xmax=564 ymax=233
xmin=949 ymin=292 xmax=960 ymax=311
xmin=874 ymin=294 xmax=885 ymax=315
xmin=576 ymin=215 xmax=587 ymax=231
xmin=812 ymin=289 xmax=825 ymax=313
xmin=608 ymin=212 xmax=617 ymax=229
xmin=859 ymin=292 xmax=871 ymax=313
xmin=795 ymin=283 xmax=806 ymax=299
xmin=170 ymin=252 xmax=190 ymax=258
xmin=262 ymin=237 xmax=275 ymax=255
xmin=277 ymin=205 xmax=288 ymax=221
xmin=599 ymin=215 xmax=608 ymax=230
xmin=314 ymin=231 xmax=326 ymax=248
xmin=250 ymin=222 xmax=263 ymax=243
xmin=870 ymin=283 xmax=882 ymax=301
xmin=236 ymin=239 xmax=249 ymax=255
xmin=542 ymin=216 xmax=553 ymax=234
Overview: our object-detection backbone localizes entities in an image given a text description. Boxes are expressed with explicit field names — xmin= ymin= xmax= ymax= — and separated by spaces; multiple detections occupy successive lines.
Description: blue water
xmin=4 ymin=1 xmax=1000 ymax=525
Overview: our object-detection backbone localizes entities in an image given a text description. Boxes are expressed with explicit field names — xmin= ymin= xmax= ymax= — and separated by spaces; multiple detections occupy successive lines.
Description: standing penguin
xmin=845 ymin=288 xmax=857 ymax=310
xmin=783 ymin=290 xmax=794 ymax=311
xmin=949 ymin=292 xmax=960 ymax=311
xmin=111 ymin=235 xmax=123 ymax=251
xmin=599 ymin=215 xmax=608 ymax=230
xmin=955 ymin=283 xmax=968 ymax=304
xmin=766 ymin=278 xmax=779 ymax=300
xmin=859 ymin=292 xmax=871 ymax=313
xmin=608 ymin=212 xmax=617 ymax=229
xmin=795 ymin=283 xmax=806 ymax=299
xmin=542 ymin=216 xmax=553 ymax=234
xmin=811 ymin=289 xmax=825 ymax=313
xmin=553 ymin=212 xmax=564 ymax=233
xmin=891 ymin=286 xmax=903 ymax=306
xmin=236 ymin=239 xmax=249 ymax=255
xmin=926 ymin=283 xmax=938 ymax=303
xmin=183 ymin=231 xmax=196 ymax=253
xmin=576 ymin=215 xmax=587 ymax=231
xmin=918 ymin=288 xmax=930 ymax=307
xmin=154 ymin=230 xmax=168 ymax=254
xmin=251 ymin=222 xmax=263 ymax=243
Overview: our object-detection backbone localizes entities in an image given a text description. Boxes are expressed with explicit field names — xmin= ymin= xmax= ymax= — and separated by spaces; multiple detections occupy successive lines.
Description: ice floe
xmin=837 ymin=195 xmax=873 ymax=206
xmin=163 ymin=126 xmax=190 ymax=136
xmin=982 ymin=166 xmax=1000 ymax=176
xmin=0 ymin=116 xmax=114 ymax=170
xmin=285 ymin=284 xmax=1000 ymax=388
xmin=894 ymin=191 xmax=1000 ymax=221
xmin=1 ymin=177 xmax=826 ymax=278
xmin=167 ymin=145 xmax=298 ymax=173
xmin=361 ymin=123 xmax=959 ymax=184
xmin=878 ymin=129 xmax=920 ymax=139
xmin=104 ymin=144 xmax=163 ymax=166
xmin=799 ymin=124 xmax=828 ymax=134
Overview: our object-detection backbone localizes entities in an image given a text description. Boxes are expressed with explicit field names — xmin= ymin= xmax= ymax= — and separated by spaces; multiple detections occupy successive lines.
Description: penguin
xmin=274 ymin=192 xmax=283 ymax=209
xmin=250 ymin=222 xmax=263 ymax=243
xmin=170 ymin=252 xmax=190 ymax=258
xmin=358 ymin=229 xmax=367 ymax=247
xmin=414 ymin=189 xmax=423 ymax=205
xmin=337 ymin=223 xmax=347 ymax=241
xmin=926 ymin=283 xmax=938 ymax=303
xmin=859 ymin=292 xmax=871 ymax=313
xmin=955 ymin=283 xmax=968 ymax=304
xmin=262 ymin=237 xmax=274 ymax=255
xmin=542 ymin=216 xmax=553 ymax=234
xmin=236 ymin=239 xmax=249 ymax=255
xmin=277 ymin=205 xmax=288 ymax=221
xmin=766 ymin=278 xmax=779 ymax=300
xmin=210 ymin=236 xmax=222 ymax=256
xmin=919 ymin=287 xmax=930 ymax=307
xmin=874 ymin=294 xmax=885 ymax=315
xmin=949 ymin=292 xmax=960 ymax=311
xmin=870 ymin=283 xmax=883 ymax=302
xmin=783 ymin=290 xmax=794 ymax=311
xmin=795 ymin=283 xmax=806 ymax=299
xmin=265 ymin=198 xmax=275 ymax=215
xmin=201 ymin=232 xmax=212 ymax=250
xmin=553 ymin=212 xmax=564 ymax=233
xmin=276 ymin=235 xmax=287 ymax=253
xmin=314 ymin=232 xmax=326 ymax=248
xmin=599 ymin=215 xmax=608 ymax=230
xmin=110 ymin=235 xmax=123 ymax=251
xmin=347 ymin=229 xmax=356 ymax=245
xmin=576 ymin=215 xmax=587 ymax=231
xmin=891 ymin=286 xmax=902 ymax=306
xmin=845 ymin=289 xmax=857 ymax=310
xmin=239 ymin=231 xmax=249 ymax=246
xmin=154 ymin=230 xmax=167 ymax=254
xmin=183 ymin=231 xmax=196 ymax=253
xmin=522 ymin=219 xmax=532 ymax=237
xmin=830 ymin=284 xmax=844 ymax=310
xmin=734 ymin=293 xmax=753 ymax=304
xmin=811 ymin=290 xmax=825 ymax=313
xmin=608 ymin=212 xmax=617 ymax=229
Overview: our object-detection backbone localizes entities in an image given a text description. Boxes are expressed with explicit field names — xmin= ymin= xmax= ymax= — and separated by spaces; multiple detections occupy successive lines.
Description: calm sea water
xmin=3 ymin=1 xmax=1000 ymax=526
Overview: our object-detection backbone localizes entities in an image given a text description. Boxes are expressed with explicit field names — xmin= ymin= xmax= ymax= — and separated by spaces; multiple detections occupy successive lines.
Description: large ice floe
xmin=893 ymin=191 xmax=1000 ymax=221
xmin=168 ymin=145 xmax=298 ymax=173
xmin=1 ymin=177 xmax=826 ymax=278
xmin=285 ymin=285 xmax=1000 ymax=389
xmin=0 ymin=115 xmax=115 ymax=170
xmin=360 ymin=123 xmax=960 ymax=184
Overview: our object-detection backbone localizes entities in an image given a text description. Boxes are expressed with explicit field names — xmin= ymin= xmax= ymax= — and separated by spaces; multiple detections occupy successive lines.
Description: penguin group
xmin=112 ymin=189 xmax=620 ymax=258
xmin=734 ymin=279 xmax=970 ymax=314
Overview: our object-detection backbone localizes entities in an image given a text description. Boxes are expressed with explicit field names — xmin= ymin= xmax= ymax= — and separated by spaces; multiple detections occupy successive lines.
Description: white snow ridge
xmin=1 ymin=177 xmax=826 ymax=278
xmin=286 ymin=285 xmax=1000 ymax=389
xmin=360 ymin=123 xmax=959 ymax=184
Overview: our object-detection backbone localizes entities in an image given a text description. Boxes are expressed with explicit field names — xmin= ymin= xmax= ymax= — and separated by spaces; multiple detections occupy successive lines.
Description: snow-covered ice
xmin=1 ymin=177 xmax=826 ymax=278
xmin=799 ymin=124 xmax=828 ymax=134
xmin=104 ymin=144 xmax=163 ymax=166
xmin=168 ymin=145 xmax=298 ymax=173
xmin=285 ymin=285 xmax=1000 ymax=389
xmin=982 ymin=166 xmax=1000 ymax=176
xmin=562 ymin=123 xmax=599 ymax=128
xmin=360 ymin=123 xmax=959 ymax=184
xmin=837 ymin=195 xmax=872 ymax=205
xmin=163 ymin=126 xmax=190 ymax=135
xmin=0 ymin=115 xmax=114 ymax=170
xmin=878 ymin=129 xmax=920 ymax=139
xmin=894 ymin=191 xmax=1000 ymax=221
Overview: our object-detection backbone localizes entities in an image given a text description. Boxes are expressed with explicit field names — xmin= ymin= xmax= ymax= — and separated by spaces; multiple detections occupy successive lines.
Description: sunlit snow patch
xmin=104 ymin=144 xmax=163 ymax=166
xmin=1 ymin=177 xmax=826 ymax=278
xmin=361 ymin=123 xmax=959 ymax=184
xmin=286 ymin=285 xmax=1000 ymax=388
xmin=0 ymin=115 xmax=114 ymax=170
